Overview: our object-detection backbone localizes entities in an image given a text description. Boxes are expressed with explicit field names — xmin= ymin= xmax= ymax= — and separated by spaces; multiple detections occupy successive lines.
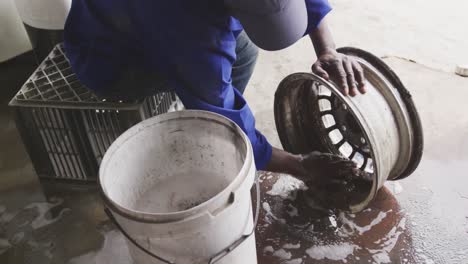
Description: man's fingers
xmin=343 ymin=59 xmax=357 ymax=97
xmin=312 ymin=63 xmax=330 ymax=80
xmin=334 ymin=62 xmax=349 ymax=96
xmin=352 ymin=61 xmax=366 ymax=94
xmin=328 ymin=159 xmax=356 ymax=168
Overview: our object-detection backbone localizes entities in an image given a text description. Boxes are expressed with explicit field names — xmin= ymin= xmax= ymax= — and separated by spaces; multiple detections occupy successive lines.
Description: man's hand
xmin=264 ymin=148 xmax=372 ymax=210
xmin=300 ymin=151 xmax=372 ymax=210
xmin=299 ymin=151 xmax=371 ymax=183
xmin=309 ymin=17 xmax=367 ymax=97
xmin=312 ymin=50 xmax=366 ymax=97
xmin=264 ymin=148 xmax=372 ymax=183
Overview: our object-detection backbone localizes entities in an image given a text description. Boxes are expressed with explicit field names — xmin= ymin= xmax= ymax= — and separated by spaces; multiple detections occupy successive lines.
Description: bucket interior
xmin=100 ymin=114 xmax=247 ymax=214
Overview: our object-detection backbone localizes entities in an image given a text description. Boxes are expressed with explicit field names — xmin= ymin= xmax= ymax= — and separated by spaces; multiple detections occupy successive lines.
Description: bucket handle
xmin=104 ymin=173 xmax=261 ymax=264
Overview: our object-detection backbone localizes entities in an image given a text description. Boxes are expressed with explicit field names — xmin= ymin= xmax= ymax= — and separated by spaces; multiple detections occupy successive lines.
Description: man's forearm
xmin=264 ymin=147 xmax=306 ymax=176
xmin=309 ymin=17 xmax=336 ymax=56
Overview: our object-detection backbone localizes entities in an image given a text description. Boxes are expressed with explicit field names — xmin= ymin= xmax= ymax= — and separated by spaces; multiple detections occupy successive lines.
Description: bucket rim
xmin=99 ymin=110 xmax=254 ymax=223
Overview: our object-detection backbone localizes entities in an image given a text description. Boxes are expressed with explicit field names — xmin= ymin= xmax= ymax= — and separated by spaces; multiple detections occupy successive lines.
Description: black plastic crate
xmin=9 ymin=44 xmax=182 ymax=183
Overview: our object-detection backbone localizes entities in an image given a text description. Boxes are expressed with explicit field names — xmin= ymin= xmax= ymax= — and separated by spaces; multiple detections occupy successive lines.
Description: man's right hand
xmin=299 ymin=151 xmax=373 ymax=210
xmin=299 ymin=151 xmax=370 ymax=183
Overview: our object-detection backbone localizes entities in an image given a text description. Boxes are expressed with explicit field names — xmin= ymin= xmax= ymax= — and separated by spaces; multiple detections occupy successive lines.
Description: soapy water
xmin=272 ymin=248 xmax=292 ymax=260
xmin=0 ymin=238 xmax=11 ymax=255
xmin=263 ymin=174 xmax=409 ymax=263
xmin=266 ymin=174 xmax=308 ymax=199
xmin=263 ymin=202 xmax=286 ymax=225
xmin=263 ymin=246 xmax=304 ymax=264
xmin=284 ymin=258 xmax=303 ymax=264
xmin=263 ymin=245 xmax=274 ymax=253
xmin=337 ymin=210 xmax=392 ymax=236
xmin=0 ymin=198 xmax=70 ymax=260
xmin=262 ymin=203 xmax=408 ymax=263
xmin=67 ymin=230 xmax=131 ymax=264
xmin=306 ymin=243 xmax=360 ymax=262
xmin=384 ymin=181 xmax=404 ymax=195
xmin=283 ymin=242 xmax=301 ymax=249
xmin=25 ymin=198 xmax=71 ymax=229
xmin=368 ymin=218 xmax=406 ymax=264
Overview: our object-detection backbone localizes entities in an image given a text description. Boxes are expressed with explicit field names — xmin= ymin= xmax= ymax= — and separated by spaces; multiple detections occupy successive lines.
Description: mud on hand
xmin=299 ymin=151 xmax=373 ymax=210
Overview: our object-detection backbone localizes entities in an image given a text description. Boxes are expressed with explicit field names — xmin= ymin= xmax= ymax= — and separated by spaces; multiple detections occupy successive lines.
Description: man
xmin=64 ymin=0 xmax=367 ymax=190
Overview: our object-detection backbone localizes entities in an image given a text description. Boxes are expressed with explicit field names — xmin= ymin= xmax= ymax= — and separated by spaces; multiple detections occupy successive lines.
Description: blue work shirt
xmin=64 ymin=0 xmax=332 ymax=170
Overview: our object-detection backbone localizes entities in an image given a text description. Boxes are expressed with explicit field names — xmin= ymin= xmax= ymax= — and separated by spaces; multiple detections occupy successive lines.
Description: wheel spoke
xmin=335 ymin=138 xmax=346 ymax=149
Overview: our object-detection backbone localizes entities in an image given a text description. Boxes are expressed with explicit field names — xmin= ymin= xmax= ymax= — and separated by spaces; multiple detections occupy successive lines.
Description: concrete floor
xmin=1 ymin=0 xmax=468 ymax=263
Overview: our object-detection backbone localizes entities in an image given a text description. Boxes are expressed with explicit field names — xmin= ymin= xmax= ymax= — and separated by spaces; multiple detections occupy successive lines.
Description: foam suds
xmin=272 ymin=248 xmax=292 ymax=260
xmin=266 ymin=175 xmax=307 ymax=199
xmin=263 ymin=245 xmax=274 ymax=254
xmin=306 ymin=243 xmax=359 ymax=262
xmin=0 ymin=202 xmax=61 ymax=260
xmin=283 ymin=242 xmax=301 ymax=249
xmin=284 ymin=258 xmax=303 ymax=264
xmin=11 ymin=231 xmax=25 ymax=244
xmin=0 ymin=211 xmax=16 ymax=223
xmin=337 ymin=210 xmax=391 ymax=236
xmin=329 ymin=216 xmax=338 ymax=228
xmin=25 ymin=198 xmax=71 ymax=230
xmin=0 ymin=238 xmax=12 ymax=255
xmin=67 ymin=230 xmax=131 ymax=264
xmin=259 ymin=171 xmax=274 ymax=181
xmin=369 ymin=218 xmax=406 ymax=264
xmin=262 ymin=202 xmax=286 ymax=224
xmin=0 ymin=204 xmax=6 ymax=214
xmin=44 ymin=248 xmax=54 ymax=259
xmin=384 ymin=181 xmax=404 ymax=195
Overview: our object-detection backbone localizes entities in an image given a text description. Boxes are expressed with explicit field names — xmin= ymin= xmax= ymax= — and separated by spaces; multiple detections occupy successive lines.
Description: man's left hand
xmin=312 ymin=50 xmax=366 ymax=97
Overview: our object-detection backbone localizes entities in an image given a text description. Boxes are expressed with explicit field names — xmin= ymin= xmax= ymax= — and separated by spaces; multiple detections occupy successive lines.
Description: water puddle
xmin=0 ymin=197 xmax=71 ymax=261
xmin=67 ymin=230 xmax=131 ymax=264
xmin=337 ymin=210 xmax=392 ymax=236
xmin=368 ymin=218 xmax=406 ymax=263
xmin=25 ymin=198 xmax=71 ymax=229
xmin=259 ymin=173 xmax=411 ymax=263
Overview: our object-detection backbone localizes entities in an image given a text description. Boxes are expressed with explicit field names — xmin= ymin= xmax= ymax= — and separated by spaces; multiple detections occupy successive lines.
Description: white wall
xmin=0 ymin=0 xmax=32 ymax=62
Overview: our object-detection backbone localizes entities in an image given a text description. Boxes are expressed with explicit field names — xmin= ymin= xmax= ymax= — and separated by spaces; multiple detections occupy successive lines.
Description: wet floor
xmin=1 ymin=168 xmax=467 ymax=264
xmin=258 ymin=175 xmax=412 ymax=263
xmin=255 ymin=172 xmax=466 ymax=264
xmin=0 ymin=184 xmax=107 ymax=263
xmin=2 ymin=44 xmax=468 ymax=264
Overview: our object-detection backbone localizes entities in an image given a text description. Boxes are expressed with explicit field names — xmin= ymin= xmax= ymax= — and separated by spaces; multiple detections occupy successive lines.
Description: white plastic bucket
xmin=99 ymin=110 xmax=258 ymax=264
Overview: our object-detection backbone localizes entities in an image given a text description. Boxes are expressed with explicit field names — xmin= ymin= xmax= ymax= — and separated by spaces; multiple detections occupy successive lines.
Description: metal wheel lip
xmin=337 ymin=47 xmax=424 ymax=180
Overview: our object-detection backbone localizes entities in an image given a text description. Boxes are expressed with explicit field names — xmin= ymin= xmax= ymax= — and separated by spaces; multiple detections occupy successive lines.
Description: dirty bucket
xmin=99 ymin=110 xmax=259 ymax=264
xmin=274 ymin=47 xmax=424 ymax=212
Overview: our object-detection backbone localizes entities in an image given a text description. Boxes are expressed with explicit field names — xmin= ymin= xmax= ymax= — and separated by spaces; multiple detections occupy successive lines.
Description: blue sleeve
xmin=175 ymin=86 xmax=272 ymax=170
xmin=304 ymin=0 xmax=332 ymax=34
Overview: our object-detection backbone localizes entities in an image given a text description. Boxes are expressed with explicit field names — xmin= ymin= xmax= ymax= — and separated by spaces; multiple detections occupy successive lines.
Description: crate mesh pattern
xmin=10 ymin=44 xmax=182 ymax=182
xmin=13 ymin=44 xmax=101 ymax=104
